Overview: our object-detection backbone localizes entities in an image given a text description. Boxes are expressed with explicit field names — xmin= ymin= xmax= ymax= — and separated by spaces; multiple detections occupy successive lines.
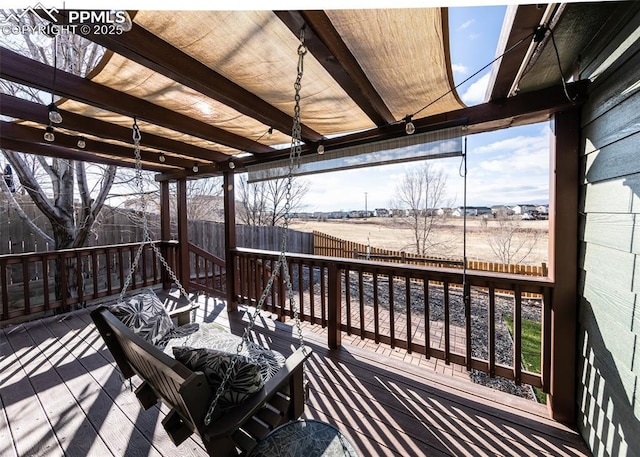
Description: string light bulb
xmin=48 ymin=103 xmax=62 ymax=124
xmin=44 ymin=125 xmax=55 ymax=142
xmin=159 ymin=154 xmax=166 ymax=163
xmin=404 ymin=115 xmax=415 ymax=135
xmin=192 ymin=164 xmax=199 ymax=173
xmin=228 ymin=160 xmax=236 ymax=170
xmin=317 ymin=143 xmax=325 ymax=155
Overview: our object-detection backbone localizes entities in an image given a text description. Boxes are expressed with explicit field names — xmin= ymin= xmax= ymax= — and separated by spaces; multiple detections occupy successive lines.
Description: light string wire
xmin=409 ymin=30 xmax=535 ymax=120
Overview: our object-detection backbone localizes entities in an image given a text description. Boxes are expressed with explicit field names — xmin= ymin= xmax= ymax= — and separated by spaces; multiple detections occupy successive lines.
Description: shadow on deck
xmin=0 ymin=292 xmax=590 ymax=456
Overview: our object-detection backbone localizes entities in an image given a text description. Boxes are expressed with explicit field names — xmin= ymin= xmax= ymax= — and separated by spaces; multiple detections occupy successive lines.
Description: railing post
xmin=327 ymin=263 xmax=342 ymax=349
xmin=223 ymin=171 xmax=237 ymax=312
xmin=177 ymin=178 xmax=190 ymax=293
xmin=160 ymin=180 xmax=171 ymax=290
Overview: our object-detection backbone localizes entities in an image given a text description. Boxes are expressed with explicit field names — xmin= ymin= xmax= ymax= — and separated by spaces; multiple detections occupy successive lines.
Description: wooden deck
xmin=0 ymin=293 xmax=591 ymax=457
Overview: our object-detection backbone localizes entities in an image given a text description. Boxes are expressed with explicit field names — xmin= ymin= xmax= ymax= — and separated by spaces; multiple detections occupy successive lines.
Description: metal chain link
xmin=120 ymin=119 xmax=192 ymax=304
xmin=204 ymin=28 xmax=309 ymax=426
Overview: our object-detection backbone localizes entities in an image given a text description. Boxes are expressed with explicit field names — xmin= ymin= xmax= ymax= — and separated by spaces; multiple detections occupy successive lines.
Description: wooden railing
xmin=231 ymin=247 xmax=553 ymax=391
xmin=0 ymin=241 xmax=178 ymax=322
xmin=187 ymin=242 xmax=226 ymax=297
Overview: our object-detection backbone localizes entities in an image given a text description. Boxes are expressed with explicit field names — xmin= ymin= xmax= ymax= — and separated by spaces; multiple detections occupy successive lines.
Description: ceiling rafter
xmin=1 ymin=121 xmax=193 ymax=169
xmin=71 ymin=20 xmax=324 ymax=144
xmin=0 ymin=137 xmax=171 ymax=172
xmin=0 ymin=94 xmax=228 ymax=163
xmin=275 ymin=10 xmax=396 ymax=127
xmin=0 ymin=47 xmax=277 ymax=155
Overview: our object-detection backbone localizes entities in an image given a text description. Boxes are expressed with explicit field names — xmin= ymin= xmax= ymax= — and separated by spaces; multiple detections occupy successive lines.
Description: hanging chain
xmin=204 ymin=28 xmax=309 ymax=426
xmin=119 ymin=118 xmax=191 ymax=303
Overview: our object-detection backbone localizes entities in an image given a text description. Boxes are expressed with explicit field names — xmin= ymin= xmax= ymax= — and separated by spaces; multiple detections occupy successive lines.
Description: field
xmin=290 ymin=217 xmax=549 ymax=266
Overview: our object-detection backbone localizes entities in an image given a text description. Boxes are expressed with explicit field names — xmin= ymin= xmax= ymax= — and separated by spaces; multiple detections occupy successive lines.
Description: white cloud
xmin=460 ymin=72 xmax=491 ymax=105
xmin=457 ymin=19 xmax=474 ymax=31
xmin=451 ymin=63 xmax=468 ymax=75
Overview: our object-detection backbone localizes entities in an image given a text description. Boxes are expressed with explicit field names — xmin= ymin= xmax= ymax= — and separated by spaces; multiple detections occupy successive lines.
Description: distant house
xmin=491 ymin=205 xmax=515 ymax=217
xmin=374 ymin=208 xmax=390 ymax=217
xmin=452 ymin=206 xmax=492 ymax=217
xmin=511 ymin=204 xmax=537 ymax=215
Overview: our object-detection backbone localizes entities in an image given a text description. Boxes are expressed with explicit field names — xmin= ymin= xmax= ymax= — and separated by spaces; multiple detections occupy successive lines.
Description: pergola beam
xmin=76 ymin=21 xmax=323 ymax=143
xmin=0 ymin=48 xmax=276 ymax=155
xmin=0 ymin=94 xmax=228 ymax=163
xmin=276 ymin=10 xmax=396 ymax=127
xmin=238 ymin=79 xmax=590 ymax=164
xmin=1 ymin=121 xmax=193 ymax=169
xmin=0 ymin=137 xmax=170 ymax=172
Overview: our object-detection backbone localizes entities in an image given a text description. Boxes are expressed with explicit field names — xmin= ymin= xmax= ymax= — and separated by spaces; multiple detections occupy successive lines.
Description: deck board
xmin=0 ymin=294 xmax=591 ymax=457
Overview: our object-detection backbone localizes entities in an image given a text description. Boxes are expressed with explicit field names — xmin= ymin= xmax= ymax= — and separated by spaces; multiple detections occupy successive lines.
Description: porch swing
xmin=90 ymin=28 xmax=355 ymax=456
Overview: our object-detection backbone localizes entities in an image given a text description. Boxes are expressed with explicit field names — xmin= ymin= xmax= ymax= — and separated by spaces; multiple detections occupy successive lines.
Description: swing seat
xmin=91 ymin=306 xmax=311 ymax=456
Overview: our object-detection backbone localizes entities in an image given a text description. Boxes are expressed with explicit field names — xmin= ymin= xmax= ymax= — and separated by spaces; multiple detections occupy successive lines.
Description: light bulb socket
xmin=404 ymin=115 xmax=415 ymax=135
xmin=44 ymin=125 xmax=55 ymax=142
xmin=76 ymin=136 xmax=86 ymax=149
xmin=48 ymin=103 xmax=62 ymax=124
xmin=317 ymin=143 xmax=325 ymax=155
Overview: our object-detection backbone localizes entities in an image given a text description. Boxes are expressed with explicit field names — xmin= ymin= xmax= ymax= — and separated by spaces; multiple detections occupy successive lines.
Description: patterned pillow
xmin=108 ymin=290 xmax=174 ymax=346
xmin=173 ymin=346 xmax=264 ymax=408
xmin=162 ymin=323 xmax=286 ymax=383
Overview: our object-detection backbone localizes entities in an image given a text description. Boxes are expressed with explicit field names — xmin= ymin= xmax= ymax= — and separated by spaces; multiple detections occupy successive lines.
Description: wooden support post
xmin=176 ymin=178 xmax=190 ymax=293
xmin=223 ymin=171 xmax=237 ymax=312
xmin=327 ymin=264 xmax=342 ymax=349
xmin=160 ymin=180 xmax=171 ymax=290
xmin=547 ymin=109 xmax=579 ymax=424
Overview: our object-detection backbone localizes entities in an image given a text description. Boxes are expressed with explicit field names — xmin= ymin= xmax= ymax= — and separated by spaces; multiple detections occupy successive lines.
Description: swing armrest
xmin=167 ymin=302 xmax=200 ymax=326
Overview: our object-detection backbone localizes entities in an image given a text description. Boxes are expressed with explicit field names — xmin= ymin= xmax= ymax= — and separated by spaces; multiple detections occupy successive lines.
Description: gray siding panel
xmin=578 ymin=9 xmax=640 ymax=456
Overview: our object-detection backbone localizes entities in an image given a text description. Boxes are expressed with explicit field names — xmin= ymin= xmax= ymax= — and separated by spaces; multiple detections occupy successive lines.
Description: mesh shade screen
xmin=247 ymin=126 xmax=463 ymax=183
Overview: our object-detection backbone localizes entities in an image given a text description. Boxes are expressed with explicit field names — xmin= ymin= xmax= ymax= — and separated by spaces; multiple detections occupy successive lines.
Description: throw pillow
xmin=108 ymin=290 xmax=174 ymax=346
xmin=173 ymin=346 xmax=264 ymax=408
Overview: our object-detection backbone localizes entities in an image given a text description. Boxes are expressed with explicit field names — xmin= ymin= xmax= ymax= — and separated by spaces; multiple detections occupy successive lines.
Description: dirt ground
xmin=290 ymin=217 xmax=549 ymax=266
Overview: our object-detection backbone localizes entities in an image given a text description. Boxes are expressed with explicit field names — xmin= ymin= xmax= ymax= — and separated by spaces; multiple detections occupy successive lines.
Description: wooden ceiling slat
xmin=275 ymin=10 xmax=395 ymax=127
xmin=0 ymin=48 xmax=276 ymax=155
xmin=1 ymin=121 xmax=192 ymax=169
xmin=0 ymin=138 xmax=171 ymax=172
xmin=0 ymin=94 xmax=227 ymax=162
xmin=79 ymin=22 xmax=323 ymax=143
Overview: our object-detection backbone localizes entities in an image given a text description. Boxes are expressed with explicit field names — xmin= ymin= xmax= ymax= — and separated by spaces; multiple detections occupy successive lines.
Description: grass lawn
xmin=504 ymin=315 xmax=546 ymax=404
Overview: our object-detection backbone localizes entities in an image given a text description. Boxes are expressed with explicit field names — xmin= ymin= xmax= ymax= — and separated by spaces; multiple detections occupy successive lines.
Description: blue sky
xmin=300 ymin=5 xmax=551 ymax=212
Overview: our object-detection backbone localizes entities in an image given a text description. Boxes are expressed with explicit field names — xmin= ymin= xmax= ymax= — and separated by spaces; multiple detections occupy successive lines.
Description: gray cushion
xmin=108 ymin=290 xmax=174 ymax=346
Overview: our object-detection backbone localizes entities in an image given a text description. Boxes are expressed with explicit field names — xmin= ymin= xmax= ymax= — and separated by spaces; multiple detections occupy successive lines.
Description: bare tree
xmin=237 ymin=174 xmax=309 ymax=227
xmin=1 ymin=10 xmax=112 ymax=300
xmin=487 ymin=215 xmax=541 ymax=264
xmin=391 ymin=163 xmax=449 ymax=256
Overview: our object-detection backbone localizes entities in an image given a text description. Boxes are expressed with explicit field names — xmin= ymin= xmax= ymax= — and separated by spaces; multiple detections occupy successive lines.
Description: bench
xmin=90 ymin=306 xmax=311 ymax=456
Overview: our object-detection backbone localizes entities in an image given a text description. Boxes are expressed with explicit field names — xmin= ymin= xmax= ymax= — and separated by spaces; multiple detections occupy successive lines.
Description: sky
xmin=298 ymin=5 xmax=551 ymax=213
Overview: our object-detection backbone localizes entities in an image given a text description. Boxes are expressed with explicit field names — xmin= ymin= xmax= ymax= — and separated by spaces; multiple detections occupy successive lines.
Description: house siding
xmin=578 ymin=5 xmax=640 ymax=456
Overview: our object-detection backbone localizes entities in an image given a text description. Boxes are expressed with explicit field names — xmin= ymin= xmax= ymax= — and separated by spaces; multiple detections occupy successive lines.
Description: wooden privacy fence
xmin=313 ymin=231 xmax=548 ymax=277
